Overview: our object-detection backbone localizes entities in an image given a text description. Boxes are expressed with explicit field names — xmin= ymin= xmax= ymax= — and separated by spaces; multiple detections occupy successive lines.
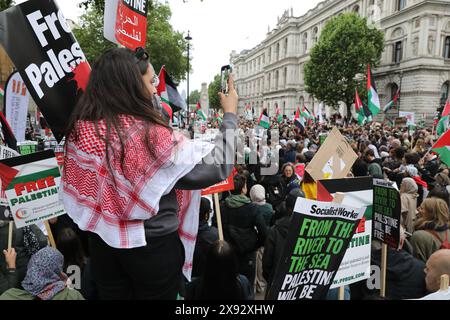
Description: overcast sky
xmin=16 ymin=0 xmax=323 ymax=95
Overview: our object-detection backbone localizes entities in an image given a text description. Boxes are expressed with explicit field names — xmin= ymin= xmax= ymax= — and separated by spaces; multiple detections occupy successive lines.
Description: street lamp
xmin=185 ymin=31 xmax=192 ymax=126
xmin=398 ymin=70 xmax=404 ymax=118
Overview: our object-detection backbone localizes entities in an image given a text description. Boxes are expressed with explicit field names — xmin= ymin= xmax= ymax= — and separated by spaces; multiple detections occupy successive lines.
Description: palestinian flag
xmin=432 ymin=129 xmax=450 ymax=166
xmin=355 ymin=89 xmax=366 ymax=125
xmin=437 ymin=100 xmax=450 ymax=136
xmin=0 ymin=87 xmax=4 ymax=97
xmin=161 ymin=101 xmax=173 ymax=121
xmin=383 ymin=89 xmax=400 ymax=113
xmin=367 ymin=64 xmax=381 ymax=116
xmin=213 ymin=112 xmax=222 ymax=125
xmin=302 ymin=105 xmax=315 ymax=124
xmin=258 ymin=110 xmax=270 ymax=129
xmin=275 ymin=106 xmax=283 ymax=123
xmin=195 ymin=103 xmax=207 ymax=121
xmin=157 ymin=65 xmax=187 ymax=113
xmin=0 ymin=111 xmax=17 ymax=150
xmin=294 ymin=107 xmax=305 ymax=131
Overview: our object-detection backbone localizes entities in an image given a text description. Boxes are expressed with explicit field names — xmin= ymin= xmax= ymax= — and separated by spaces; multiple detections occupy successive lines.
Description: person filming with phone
xmin=62 ymin=48 xmax=239 ymax=300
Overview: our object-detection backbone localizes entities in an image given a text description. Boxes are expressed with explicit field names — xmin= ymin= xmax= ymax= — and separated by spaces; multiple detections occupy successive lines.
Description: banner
xmin=0 ymin=145 xmax=20 ymax=204
xmin=399 ymin=111 xmax=415 ymax=126
xmin=373 ymin=179 xmax=401 ymax=249
xmin=201 ymin=169 xmax=236 ymax=196
xmin=0 ymin=150 xmax=66 ymax=228
xmin=317 ymin=177 xmax=373 ymax=288
xmin=104 ymin=0 xmax=148 ymax=50
xmin=267 ymin=198 xmax=364 ymax=300
xmin=0 ymin=0 xmax=90 ymax=142
xmin=4 ymin=71 xmax=30 ymax=142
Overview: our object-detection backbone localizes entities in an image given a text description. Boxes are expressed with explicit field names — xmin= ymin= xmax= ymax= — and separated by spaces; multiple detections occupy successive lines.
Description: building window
xmin=441 ymin=82 xmax=450 ymax=104
xmin=393 ymin=41 xmax=403 ymax=63
xmin=284 ymin=38 xmax=288 ymax=57
xmin=275 ymin=70 xmax=279 ymax=88
xmin=312 ymin=27 xmax=318 ymax=46
xmin=284 ymin=67 xmax=288 ymax=87
xmin=276 ymin=43 xmax=280 ymax=61
xmin=444 ymin=36 xmax=450 ymax=59
xmin=396 ymin=0 xmax=406 ymax=11
xmin=352 ymin=5 xmax=360 ymax=14
xmin=302 ymin=33 xmax=308 ymax=54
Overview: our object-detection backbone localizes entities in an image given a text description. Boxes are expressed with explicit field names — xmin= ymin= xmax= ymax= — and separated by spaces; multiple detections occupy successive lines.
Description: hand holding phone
xmin=218 ymin=72 xmax=238 ymax=114
xmin=221 ymin=65 xmax=232 ymax=94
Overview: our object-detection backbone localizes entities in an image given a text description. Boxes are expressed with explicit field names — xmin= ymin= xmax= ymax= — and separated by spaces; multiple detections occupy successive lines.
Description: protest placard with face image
xmin=267 ymin=198 xmax=364 ymax=300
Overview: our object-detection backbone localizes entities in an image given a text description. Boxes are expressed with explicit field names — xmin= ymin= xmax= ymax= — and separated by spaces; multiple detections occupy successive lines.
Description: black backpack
xmin=261 ymin=175 xmax=286 ymax=208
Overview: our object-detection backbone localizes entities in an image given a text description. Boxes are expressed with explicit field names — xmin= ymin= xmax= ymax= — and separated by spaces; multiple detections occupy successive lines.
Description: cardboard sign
xmin=104 ymin=0 xmax=148 ymax=50
xmin=305 ymin=127 xmax=357 ymax=181
xmin=0 ymin=0 xmax=90 ymax=142
xmin=4 ymin=71 xmax=30 ymax=142
xmin=0 ymin=150 xmax=66 ymax=228
xmin=317 ymin=177 xmax=373 ymax=288
xmin=372 ymin=179 xmax=401 ymax=249
xmin=267 ymin=198 xmax=364 ymax=300
xmin=201 ymin=168 xmax=237 ymax=196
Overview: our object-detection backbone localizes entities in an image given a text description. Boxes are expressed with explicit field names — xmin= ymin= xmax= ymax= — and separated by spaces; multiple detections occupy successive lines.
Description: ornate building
xmin=230 ymin=0 xmax=450 ymax=124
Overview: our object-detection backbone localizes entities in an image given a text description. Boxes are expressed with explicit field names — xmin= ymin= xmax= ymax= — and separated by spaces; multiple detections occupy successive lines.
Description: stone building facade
xmin=230 ymin=0 xmax=450 ymax=124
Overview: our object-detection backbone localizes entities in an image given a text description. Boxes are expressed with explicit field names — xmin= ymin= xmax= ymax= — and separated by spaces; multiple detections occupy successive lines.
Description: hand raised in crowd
xmin=3 ymin=248 xmax=17 ymax=270
xmin=218 ymin=74 xmax=238 ymax=114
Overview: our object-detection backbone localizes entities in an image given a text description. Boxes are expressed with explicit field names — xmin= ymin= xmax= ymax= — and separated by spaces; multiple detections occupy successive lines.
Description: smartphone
xmin=221 ymin=65 xmax=232 ymax=94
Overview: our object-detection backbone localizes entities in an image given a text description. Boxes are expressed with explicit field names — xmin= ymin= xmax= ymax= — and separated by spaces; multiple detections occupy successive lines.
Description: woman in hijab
xmin=0 ymin=247 xmax=84 ymax=300
xmin=400 ymin=178 xmax=419 ymax=234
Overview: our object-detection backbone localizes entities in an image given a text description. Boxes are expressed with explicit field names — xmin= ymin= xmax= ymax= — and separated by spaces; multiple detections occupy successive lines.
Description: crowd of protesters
xmin=1 ymin=48 xmax=450 ymax=300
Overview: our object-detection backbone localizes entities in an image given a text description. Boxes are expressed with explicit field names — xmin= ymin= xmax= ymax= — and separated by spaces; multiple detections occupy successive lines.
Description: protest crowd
xmin=0 ymin=0 xmax=450 ymax=303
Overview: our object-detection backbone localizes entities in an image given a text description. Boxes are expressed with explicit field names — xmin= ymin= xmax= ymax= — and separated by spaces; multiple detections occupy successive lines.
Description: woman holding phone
xmin=62 ymin=48 xmax=238 ymax=299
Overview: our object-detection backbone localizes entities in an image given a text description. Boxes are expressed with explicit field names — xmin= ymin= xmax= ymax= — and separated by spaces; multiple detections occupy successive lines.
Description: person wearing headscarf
xmin=400 ymin=178 xmax=419 ymax=234
xmin=0 ymin=247 xmax=84 ymax=300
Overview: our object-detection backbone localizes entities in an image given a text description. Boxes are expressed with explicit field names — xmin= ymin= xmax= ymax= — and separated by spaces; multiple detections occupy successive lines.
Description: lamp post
xmin=185 ymin=31 xmax=192 ymax=126
xmin=398 ymin=70 xmax=404 ymax=118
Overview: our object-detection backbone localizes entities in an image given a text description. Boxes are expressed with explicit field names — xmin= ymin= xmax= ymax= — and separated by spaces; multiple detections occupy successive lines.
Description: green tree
xmin=75 ymin=1 xmax=190 ymax=82
xmin=188 ymin=89 xmax=200 ymax=104
xmin=304 ymin=13 xmax=384 ymax=118
xmin=208 ymin=75 xmax=221 ymax=110
xmin=0 ymin=0 xmax=14 ymax=11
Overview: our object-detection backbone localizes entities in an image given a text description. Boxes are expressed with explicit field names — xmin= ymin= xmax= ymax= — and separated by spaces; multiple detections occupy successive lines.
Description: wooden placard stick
xmin=380 ymin=243 xmax=388 ymax=298
xmin=213 ymin=193 xmax=224 ymax=241
xmin=7 ymin=221 xmax=13 ymax=250
xmin=440 ymin=274 xmax=449 ymax=292
xmin=44 ymin=220 xmax=57 ymax=249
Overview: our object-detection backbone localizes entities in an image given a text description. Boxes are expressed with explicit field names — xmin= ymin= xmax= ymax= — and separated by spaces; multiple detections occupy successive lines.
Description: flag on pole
xmin=383 ymin=89 xmax=400 ymax=113
xmin=275 ymin=105 xmax=283 ymax=123
xmin=355 ymin=89 xmax=366 ymax=125
xmin=437 ymin=100 xmax=450 ymax=136
xmin=0 ymin=111 xmax=17 ymax=150
xmin=157 ymin=65 xmax=187 ymax=113
xmin=367 ymin=64 xmax=381 ymax=116
xmin=294 ymin=107 xmax=305 ymax=131
xmin=432 ymin=128 xmax=450 ymax=166
xmin=195 ymin=102 xmax=207 ymax=121
xmin=258 ymin=110 xmax=270 ymax=129
xmin=302 ymin=105 xmax=315 ymax=124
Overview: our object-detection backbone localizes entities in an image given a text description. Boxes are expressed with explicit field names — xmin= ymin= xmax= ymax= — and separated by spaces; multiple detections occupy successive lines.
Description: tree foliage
xmin=0 ymin=0 xmax=14 ymax=11
xmin=188 ymin=89 xmax=200 ymax=104
xmin=208 ymin=74 xmax=221 ymax=110
xmin=304 ymin=13 xmax=384 ymax=117
xmin=75 ymin=0 xmax=190 ymax=82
